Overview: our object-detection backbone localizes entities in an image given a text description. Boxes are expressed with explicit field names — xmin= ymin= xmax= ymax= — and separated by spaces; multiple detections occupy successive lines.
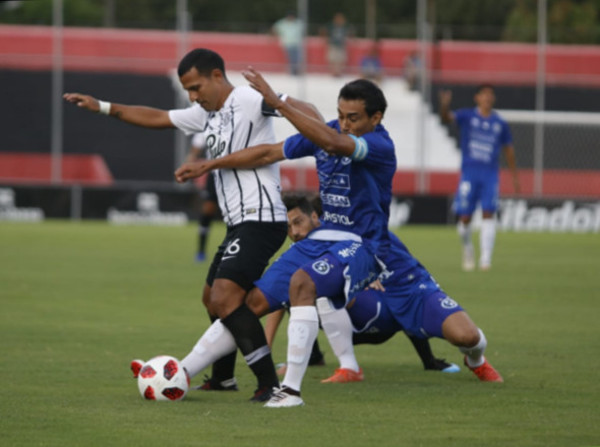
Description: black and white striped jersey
xmin=169 ymin=86 xmax=287 ymax=226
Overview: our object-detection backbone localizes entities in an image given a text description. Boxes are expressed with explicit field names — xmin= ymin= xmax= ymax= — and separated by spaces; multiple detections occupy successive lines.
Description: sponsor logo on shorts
xmin=312 ymin=260 xmax=331 ymax=275
xmin=441 ymin=296 xmax=459 ymax=309
xmin=337 ymin=242 xmax=361 ymax=258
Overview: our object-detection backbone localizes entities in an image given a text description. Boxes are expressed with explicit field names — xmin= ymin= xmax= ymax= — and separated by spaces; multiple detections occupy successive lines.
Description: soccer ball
xmin=137 ymin=355 xmax=189 ymax=401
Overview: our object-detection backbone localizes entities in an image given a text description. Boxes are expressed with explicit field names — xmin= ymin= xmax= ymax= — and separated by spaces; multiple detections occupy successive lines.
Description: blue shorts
xmin=255 ymin=237 xmax=380 ymax=311
xmin=348 ymin=266 xmax=464 ymax=339
xmin=346 ymin=289 xmax=402 ymax=334
xmin=454 ymin=168 xmax=499 ymax=216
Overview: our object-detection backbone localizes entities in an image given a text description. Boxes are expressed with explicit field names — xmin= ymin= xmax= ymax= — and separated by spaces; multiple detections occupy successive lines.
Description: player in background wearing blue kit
xmin=176 ymin=70 xmax=396 ymax=407
xmin=439 ymin=85 xmax=519 ymax=271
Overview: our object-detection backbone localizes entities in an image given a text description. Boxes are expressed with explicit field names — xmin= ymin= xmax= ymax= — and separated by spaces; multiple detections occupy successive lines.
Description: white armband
xmin=273 ymin=94 xmax=288 ymax=117
xmin=98 ymin=100 xmax=111 ymax=115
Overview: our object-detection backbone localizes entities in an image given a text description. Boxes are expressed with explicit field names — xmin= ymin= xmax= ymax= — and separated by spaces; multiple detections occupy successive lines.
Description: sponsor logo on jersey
xmin=312 ymin=260 xmax=331 ymax=275
xmin=206 ymin=134 xmax=228 ymax=158
xmin=322 ymin=211 xmax=354 ymax=225
xmin=441 ymin=296 xmax=459 ymax=309
xmin=316 ymin=150 xmax=330 ymax=161
xmin=319 ymin=173 xmax=351 ymax=190
xmin=321 ymin=194 xmax=351 ymax=207
xmin=329 ymin=173 xmax=350 ymax=189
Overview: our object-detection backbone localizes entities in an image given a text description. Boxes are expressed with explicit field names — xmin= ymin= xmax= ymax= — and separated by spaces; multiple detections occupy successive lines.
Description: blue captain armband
xmin=348 ymin=134 xmax=368 ymax=161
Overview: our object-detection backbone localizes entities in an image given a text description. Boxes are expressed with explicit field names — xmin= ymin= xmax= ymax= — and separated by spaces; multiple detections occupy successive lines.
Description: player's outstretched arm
xmin=438 ymin=89 xmax=454 ymax=124
xmin=63 ymin=93 xmax=173 ymax=128
xmin=243 ymin=67 xmax=356 ymax=157
xmin=175 ymin=142 xmax=285 ymax=183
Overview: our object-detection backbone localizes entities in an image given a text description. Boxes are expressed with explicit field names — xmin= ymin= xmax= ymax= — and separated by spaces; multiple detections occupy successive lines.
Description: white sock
xmin=316 ymin=297 xmax=360 ymax=372
xmin=281 ymin=306 xmax=319 ymax=392
xmin=480 ymin=218 xmax=496 ymax=266
xmin=459 ymin=328 xmax=487 ymax=368
xmin=180 ymin=320 xmax=237 ymax=378
xmin=457 ymin=220 xmax=473 ymax=249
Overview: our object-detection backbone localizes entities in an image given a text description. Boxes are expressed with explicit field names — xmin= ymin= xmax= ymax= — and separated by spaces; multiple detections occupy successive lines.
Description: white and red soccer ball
xmin=137 ymin=355 xmax=189 ymax=401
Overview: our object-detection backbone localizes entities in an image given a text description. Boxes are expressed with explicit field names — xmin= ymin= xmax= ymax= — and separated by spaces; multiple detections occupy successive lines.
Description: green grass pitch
xmin=1 ymin=221 xmax=598 ymax=446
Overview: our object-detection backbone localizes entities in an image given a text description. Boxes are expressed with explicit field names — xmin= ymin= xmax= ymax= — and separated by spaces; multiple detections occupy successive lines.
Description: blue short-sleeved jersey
xmin=283 ymin=120 xmax=396 ymax=256
xmin=454 ymin=108 xmax=512 ymax=172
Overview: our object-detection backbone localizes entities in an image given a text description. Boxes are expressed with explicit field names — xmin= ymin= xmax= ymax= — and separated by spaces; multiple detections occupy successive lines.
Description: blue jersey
xmin=349 ymin=232 xmax=463 ymax=338
xmin=454 ymin=108 xmax=512 ymax=172
xmin=379 ymin=232 xmax=420 ymax=278
xmin=283 ymin=120 xmax=396 ymax=256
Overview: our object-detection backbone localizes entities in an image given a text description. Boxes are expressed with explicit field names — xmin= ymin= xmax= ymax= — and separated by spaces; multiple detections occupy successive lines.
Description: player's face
xmin=337 ymin=98 xmax=382 ymax=137
xmin=180 ymin=67 xmax=224 ymax=111
xmin=286 ymin=208 xmax=320 ymax=242
xmin=475 ymin=87 xmax=495 ymax=112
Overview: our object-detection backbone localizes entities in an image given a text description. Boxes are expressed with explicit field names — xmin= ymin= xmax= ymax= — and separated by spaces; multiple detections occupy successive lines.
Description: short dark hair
xmin=475 ymin=83 xmax=494 ymax=94
xmin=282 ymin=194 xmax=322 ymax=217
xmin=339 ymin=79 xmax=387 ymax=117
xmin=177 ymin=48 xmax=226 ymax=77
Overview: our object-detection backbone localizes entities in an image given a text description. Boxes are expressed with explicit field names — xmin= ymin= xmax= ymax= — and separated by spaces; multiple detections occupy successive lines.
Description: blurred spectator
xmin=272 ymin=11 xmax=303 ymax=76
xmin=324 ymin=12 xmax=350 ymax=77
xmin=402 ymin=50 xmax=422 ymax=91
xmin=360 ymin=41 xmax=383 ymax=84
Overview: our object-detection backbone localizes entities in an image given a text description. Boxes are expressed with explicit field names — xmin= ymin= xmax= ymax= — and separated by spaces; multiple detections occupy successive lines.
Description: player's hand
xmin=63 ymin=93 xmax=100 ymax=112
xmin=438 ymin=89 xmax=452 ymax=106
xmin=242 ymin=67 xmax=282 ymax=109
xmin=368 ymin=278 xmax=386 ymax=292
xmin=174 ymin=161 xmax=210 ymax=183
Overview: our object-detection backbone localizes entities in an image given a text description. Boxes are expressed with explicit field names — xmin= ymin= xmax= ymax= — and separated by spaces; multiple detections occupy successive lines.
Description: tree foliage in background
xmin=0 ymin=0 xmax=104 ymax=26
xmin=503 ymin=0 xmax=599 ymax=43
xmin=1 ymin=0 xmax=599 ymax=43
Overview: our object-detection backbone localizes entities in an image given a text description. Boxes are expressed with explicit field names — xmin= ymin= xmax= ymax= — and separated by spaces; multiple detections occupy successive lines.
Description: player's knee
xmin=454 ymin=325 xmax=480 ymax=348
xmin=443 ymin=312 xmax=480 ymax=347
xmin=289 ymin=270 xmax=317 ymax=306
xmin=202 ymin=285 xmax=215 ymax=313
xmin=245 ymin=288 xmax=269 ymax=317
xmin=209 ymin=280 xmax=246 ymax=318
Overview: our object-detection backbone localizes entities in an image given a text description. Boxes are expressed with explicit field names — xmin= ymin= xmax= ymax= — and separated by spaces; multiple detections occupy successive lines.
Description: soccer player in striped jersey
xmin=64 ymin=48 xmax=321 ymax=402
xmin=176 ymin=69 xmax=396 ymax=406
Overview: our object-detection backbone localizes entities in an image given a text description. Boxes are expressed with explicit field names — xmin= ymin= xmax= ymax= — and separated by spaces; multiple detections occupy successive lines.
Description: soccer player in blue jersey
xmin=176 ymin=69 xmax=396 ymax=406
xmin=274 ymin=195 xmax=501 ymax=387
xmin=439 ymin=85 xmax=519 ymax=271
xmin=266 ymin=195 xmax=460 ymax=381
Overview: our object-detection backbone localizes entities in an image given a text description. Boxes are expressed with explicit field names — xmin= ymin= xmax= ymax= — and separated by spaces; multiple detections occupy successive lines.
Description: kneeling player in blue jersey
xmin=263 ymin=194 xmax=501 ymax=387
xmin=264 ymin=195 xmax=460 ymax=381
